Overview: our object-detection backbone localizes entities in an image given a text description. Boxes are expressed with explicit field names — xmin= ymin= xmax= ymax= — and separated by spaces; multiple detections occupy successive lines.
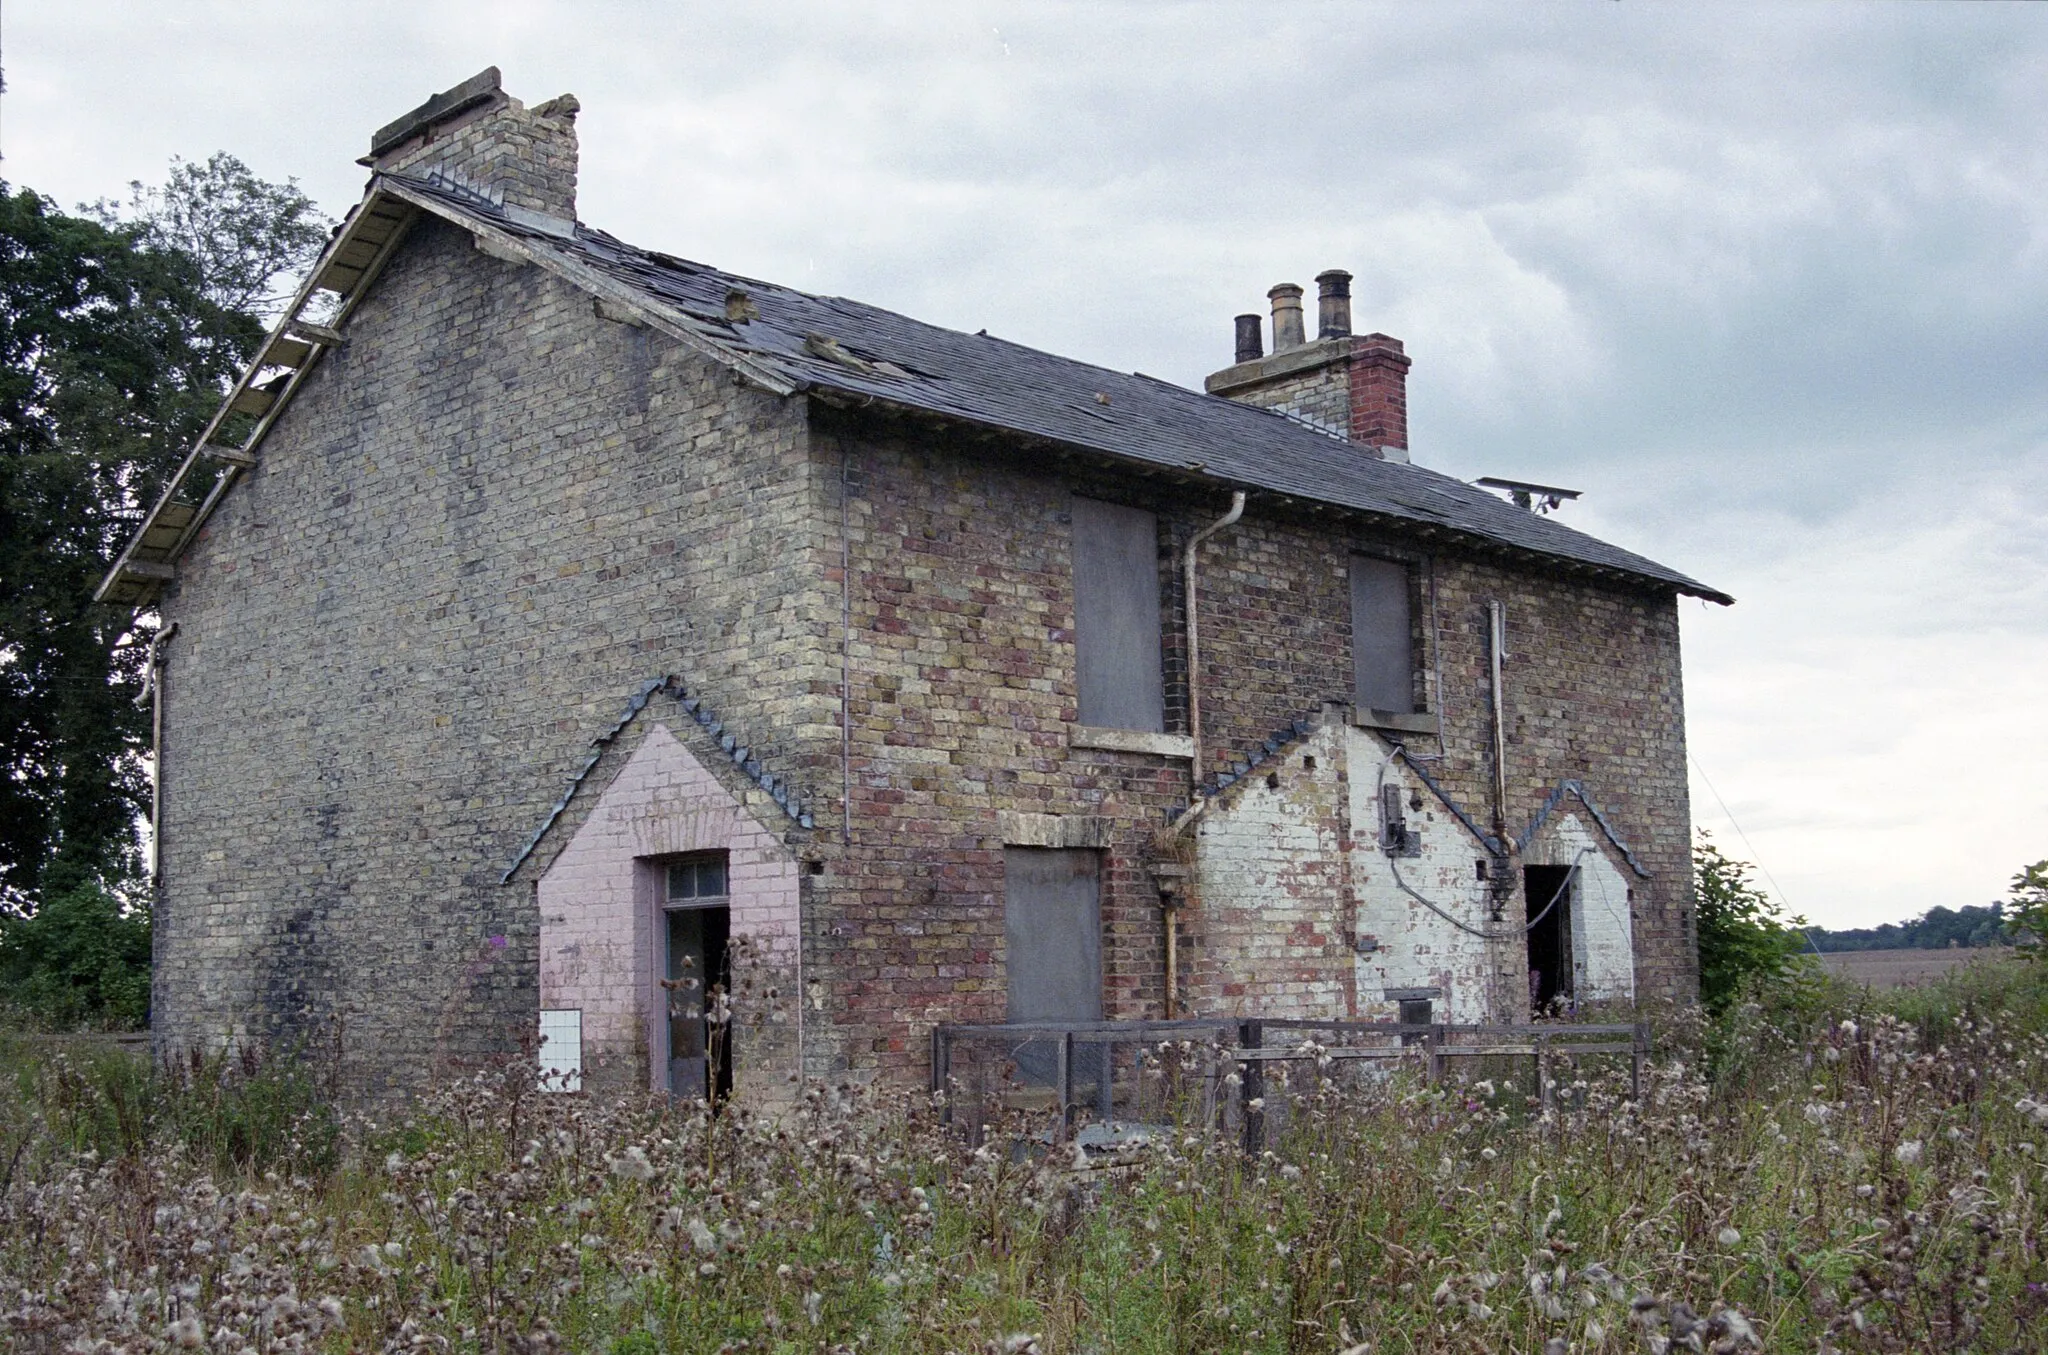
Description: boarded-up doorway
xmin=1004 ymin=847 xmax=1102 ymax=1084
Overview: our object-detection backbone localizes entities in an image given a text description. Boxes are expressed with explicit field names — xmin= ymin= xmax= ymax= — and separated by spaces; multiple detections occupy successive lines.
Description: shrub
xmin=2008 ymin=859 xmax=2048 ymax=954
xmin=3 ymin=997 xmax=2043 ymax=1352
xmin=1692 ymin=832 xmax=1811 ymax=1013
xmin=0 ymin=876 xmax=151 ymax=1029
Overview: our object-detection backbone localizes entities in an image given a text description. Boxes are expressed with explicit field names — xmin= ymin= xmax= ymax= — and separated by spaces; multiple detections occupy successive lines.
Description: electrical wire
xmin=1371 ymin=742 xmax=1590 ymax=939
xmin=1687 ymin=753 xmax=1822 ymax=956
xmin=1387 ymin=845 xmax=1590 ymax=940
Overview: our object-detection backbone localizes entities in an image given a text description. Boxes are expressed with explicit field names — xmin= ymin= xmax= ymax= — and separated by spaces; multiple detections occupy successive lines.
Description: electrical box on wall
xmin=538 ymin=1008 xmax=583 ymax=1092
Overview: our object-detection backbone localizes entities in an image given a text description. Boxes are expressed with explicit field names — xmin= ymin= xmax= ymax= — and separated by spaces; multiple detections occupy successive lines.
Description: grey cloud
xmin=9 ymin=0 xmax=2043 ymax=924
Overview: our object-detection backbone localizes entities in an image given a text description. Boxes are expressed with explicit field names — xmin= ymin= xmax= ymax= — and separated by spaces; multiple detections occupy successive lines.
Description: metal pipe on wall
xmin=1486 ymin=599 xmax=1532 ymax=1015
xmin=1167 ymin=490 xmax=1246 ymax=1020
xmin=1487 ymin=600 xmax=1509 ymax=842
xmin=136 ymin=622 xmax=178 ymax=889
xmin=1184 ymin=491 xmax=1247 ymax=787
xmin=1163 ymin=895 xmax=1181 ymax=1018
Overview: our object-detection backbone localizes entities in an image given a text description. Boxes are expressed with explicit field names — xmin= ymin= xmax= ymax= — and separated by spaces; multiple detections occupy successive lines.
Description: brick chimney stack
xmin=1206 ymin=269 xmax=1412 ymax=462
xmin=361 ymin=67 xmax=581 ymax=231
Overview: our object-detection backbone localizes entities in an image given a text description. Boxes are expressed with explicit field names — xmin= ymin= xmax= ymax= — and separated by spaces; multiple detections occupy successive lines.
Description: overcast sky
xmin=6 ymin=2 xmax=2043 ymax=928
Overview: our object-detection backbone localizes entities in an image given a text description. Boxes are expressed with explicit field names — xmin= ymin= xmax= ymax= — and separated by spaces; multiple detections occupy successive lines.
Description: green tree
xmin=0 ymin=160 xmax=328 ymax=1024
xmin=2009 ymin=860 xmax=2048 ymax=955
xmin=0 ymin=875 xmax=151 ymax=1027
xmin=1693 ymin=832 xmax=1810 ymax=1012
xmin=90 ymin=152 xmax=332 ymax=317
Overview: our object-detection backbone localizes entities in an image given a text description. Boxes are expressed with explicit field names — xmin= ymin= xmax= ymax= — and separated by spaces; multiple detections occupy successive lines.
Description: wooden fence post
xmin=1536 ymin=1033 xmax=1553 ymax=1113
xmin=1057 ymin=1032 xmax=1075 ymax=1141
xmin=1239 ymin=1019 xmax=1266 ymax=1156
xmin=1631 ymin=1022 xmax=1648 ymax=1103
xmin=931 ymin=1026 xmax=953 ymax=1126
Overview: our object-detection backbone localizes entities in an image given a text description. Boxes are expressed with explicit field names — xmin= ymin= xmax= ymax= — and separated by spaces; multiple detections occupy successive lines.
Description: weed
xmin=0 ymin=961 xmax=2041 ymax=1351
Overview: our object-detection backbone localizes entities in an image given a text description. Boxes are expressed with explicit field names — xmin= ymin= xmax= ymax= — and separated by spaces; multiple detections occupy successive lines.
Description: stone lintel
xmin=997 ymin=811 xmax=1110 ymax=849
xmin=1351 ymin=708 xmax=1441 ymax=736
xmin=1069 ymin=725 xmax=1196 ymax=759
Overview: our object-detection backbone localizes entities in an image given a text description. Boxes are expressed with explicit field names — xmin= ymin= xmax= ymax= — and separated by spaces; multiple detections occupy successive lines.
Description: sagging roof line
xmin=375 ymin=176 xmax=800 ymax=398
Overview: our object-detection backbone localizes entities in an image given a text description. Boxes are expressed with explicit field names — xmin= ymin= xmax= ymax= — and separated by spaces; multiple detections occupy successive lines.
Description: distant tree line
xmin=1802 ymin=903 xmax=2011 ymax=953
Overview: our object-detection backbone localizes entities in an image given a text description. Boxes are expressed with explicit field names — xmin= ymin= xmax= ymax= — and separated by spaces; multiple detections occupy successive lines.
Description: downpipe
xmin=1163 ymin=491 xmax=1246 ymax=1017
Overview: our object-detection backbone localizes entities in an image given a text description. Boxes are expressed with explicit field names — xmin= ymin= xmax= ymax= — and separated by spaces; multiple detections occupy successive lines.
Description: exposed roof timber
xmin=94 ymin=194 xmax=420 ymax=606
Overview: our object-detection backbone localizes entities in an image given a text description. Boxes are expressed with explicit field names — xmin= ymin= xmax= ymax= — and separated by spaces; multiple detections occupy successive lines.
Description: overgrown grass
xmin=1 ymin=961 xmax=2044 ymax=1352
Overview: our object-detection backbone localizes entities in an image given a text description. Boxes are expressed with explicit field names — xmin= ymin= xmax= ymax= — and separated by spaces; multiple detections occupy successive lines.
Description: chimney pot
xmin=1233 ymin=314 xmax=1264 ymax=364
xmin=1268 ymin=283 xmax=1306 ymax=351
xmin=1316 ymin=269 xmax=1353 ymax=339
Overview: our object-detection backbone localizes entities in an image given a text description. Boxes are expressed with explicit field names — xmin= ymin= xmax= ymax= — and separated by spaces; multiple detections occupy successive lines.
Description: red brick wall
xmin=805 ymin=404 xmax=1696 ymax=1081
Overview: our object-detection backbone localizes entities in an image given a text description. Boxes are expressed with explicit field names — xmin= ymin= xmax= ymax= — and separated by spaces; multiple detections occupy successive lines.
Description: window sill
xmin=1352 ymin=707 xmax=1440 ymax=736
xmin=1070 ymin=725 xmax=1196 ymax=759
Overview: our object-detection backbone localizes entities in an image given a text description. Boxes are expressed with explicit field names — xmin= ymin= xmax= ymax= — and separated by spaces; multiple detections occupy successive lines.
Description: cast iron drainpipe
xmin=135 ymin=621 xmax=178 ymax=889
xmin=1184 ymin=490 xmax=1246 ymax=788
xmin=1161 ymin=491 xmax=1246 ymax=1016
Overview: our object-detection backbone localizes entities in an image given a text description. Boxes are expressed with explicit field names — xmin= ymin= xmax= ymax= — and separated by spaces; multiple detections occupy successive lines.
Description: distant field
xmin=1816 ymin=946 xmax=2015 ymax=987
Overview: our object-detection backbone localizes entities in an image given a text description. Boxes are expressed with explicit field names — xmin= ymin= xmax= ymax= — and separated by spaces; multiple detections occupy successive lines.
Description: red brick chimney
xmin=1206 ymin=269 xmax=1412 ymax=462
xmin=361 ymin=67 xmax=581 ymax=231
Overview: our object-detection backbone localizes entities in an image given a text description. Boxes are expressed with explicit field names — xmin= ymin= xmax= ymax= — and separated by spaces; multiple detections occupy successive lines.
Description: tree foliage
xmin=2008 ymin=860 xmax=2048 ymax=956
xmin=0 ymin=875 xmax=151 ymax=1028
xmin=1802 ymin=902 xmax=2011 ymax=952
xmin=88 ymin=153 xmax=333 ymax=318
xmin=1693 ymin=831 xmax=1810 ymax=1012
xmin=0 ymin=186 xmax=249 ymax=904
xmin=0 ymin=160 xmax=329 ymax=1026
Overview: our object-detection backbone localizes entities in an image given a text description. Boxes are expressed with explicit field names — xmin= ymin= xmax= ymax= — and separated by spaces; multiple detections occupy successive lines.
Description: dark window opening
xmin=667 ymin=854 xmax=727 ymax=902
xmin=1379 ymin=782 xmax=1419 ymax=856
xmin=1072 ymin=496 xmax=1165 ymax=731
xmin=662 ymin=852 xmax=732 ymax=1101
xmin=1397 ymin=996 xmax=1434 ymax=1045
xmin=1524 ymin=865 xmax=1575 ymax=1014
xmin=1351 ymin=555 xmax=1417 ymax=714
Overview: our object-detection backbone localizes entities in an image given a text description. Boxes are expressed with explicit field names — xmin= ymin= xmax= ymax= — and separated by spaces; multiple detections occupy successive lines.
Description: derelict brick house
xmin=98 ymin=71 xmax=1729 ymax=1102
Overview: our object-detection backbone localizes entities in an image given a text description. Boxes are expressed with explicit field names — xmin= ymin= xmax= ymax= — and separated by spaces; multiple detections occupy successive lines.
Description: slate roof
xmin=395 ymin=176 xmax=1726 ymax=604
xmin=98 ymin=170 xmax=1730 ymax=606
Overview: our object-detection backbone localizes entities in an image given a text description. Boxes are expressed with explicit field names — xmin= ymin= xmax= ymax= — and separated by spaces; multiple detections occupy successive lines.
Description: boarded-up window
xmin=1004 ymin=847 xmax=1103 ymax=1083
xmin=1351 ymin=555 xmax=1416 ymax=714
xmin=1072 ymin=497 xmax=1165 ymax=731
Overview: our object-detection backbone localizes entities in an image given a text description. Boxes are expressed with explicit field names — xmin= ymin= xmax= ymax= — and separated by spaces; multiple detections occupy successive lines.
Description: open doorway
xmin=1524 ymin=864 xmax=1575 ymax=1014
xmin=662 ymin=853 xmax=732 ymax=1101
